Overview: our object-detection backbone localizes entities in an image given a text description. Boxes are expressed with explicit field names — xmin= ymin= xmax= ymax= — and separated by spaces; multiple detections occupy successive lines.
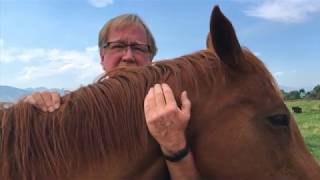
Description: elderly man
xmin=24 ymin=14 xmax=200 ymax=179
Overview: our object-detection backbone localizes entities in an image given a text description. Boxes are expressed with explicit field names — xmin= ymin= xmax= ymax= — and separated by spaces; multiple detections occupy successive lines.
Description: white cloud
xmin=88 ymin=0 xmax=113 ymax=8
xmin=245 ymin=0 xmax=320 ymax=23
xmin=0 ymin=38 xmax=4 ymax=47
xmin=1 ymin=43 xmax=103 ymax=83
xmin=20 ymin=48 xmax=102 ymax=81
xmin=17 ymin=48 xmax=47 ymax=62
xmin=253 ymin=51 xmax=261 ymax=57
xmin=273 ymin=69 xmax=297 ymax=77
xmin=86 ymin=45 xmax=99 ymax=52
xmin=273 ymin=71 xmax=284 ymax=77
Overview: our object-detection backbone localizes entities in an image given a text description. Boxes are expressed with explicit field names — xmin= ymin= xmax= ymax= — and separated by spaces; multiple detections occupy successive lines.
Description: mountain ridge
xmin=0 ymin=85 xmax=65 ymax=102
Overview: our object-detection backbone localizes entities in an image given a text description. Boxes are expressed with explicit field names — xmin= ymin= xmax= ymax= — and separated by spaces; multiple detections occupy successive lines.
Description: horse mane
xmin=0 ymin=50 xmax=220 ymax=180
xmin=242 ymin=48 xmax=281 ymax=95
xmin=0 ymin=48 xmax=280 ymax=180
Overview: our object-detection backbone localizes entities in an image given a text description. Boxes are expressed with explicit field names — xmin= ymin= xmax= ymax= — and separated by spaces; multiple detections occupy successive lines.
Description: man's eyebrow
xmin=111 ymin=41 xmax=148 ymax=45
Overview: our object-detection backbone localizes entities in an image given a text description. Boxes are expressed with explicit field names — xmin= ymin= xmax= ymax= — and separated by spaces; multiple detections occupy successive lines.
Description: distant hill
xmin=0 ymin=84 xmax=312 ymax=103
xmin=280 ymin=85 xmax=298 ymax=92
xmin=280 ymin=85 xmax=314 ymax=92
xmin=0 ymin=85 xmax=65 ymax=102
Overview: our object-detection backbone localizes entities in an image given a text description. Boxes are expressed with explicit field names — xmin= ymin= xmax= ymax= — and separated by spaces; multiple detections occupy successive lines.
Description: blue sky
xmin=1 ymin=0 xmax=319 ymax=90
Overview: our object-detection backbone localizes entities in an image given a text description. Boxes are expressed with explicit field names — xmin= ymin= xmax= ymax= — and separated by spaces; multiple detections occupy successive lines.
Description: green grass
xmin=285 ymin=100 xmax=320 ymax=162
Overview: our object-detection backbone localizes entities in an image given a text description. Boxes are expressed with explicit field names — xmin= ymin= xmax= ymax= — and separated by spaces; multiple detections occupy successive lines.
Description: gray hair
xmin=98 ymin=14 xmax=157 ymax=59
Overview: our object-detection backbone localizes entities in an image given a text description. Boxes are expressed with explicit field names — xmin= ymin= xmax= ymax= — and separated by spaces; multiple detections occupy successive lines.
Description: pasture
xmin=286 ymin=100 xmax=320 ymax=162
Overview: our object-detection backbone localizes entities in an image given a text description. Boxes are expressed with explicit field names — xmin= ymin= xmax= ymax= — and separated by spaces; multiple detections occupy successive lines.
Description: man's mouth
xmin=118 ymin=62 xmax=138 ymax=68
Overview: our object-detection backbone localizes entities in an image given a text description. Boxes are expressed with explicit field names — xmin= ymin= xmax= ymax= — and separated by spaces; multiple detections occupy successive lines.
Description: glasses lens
xmin=104 ymin=42 xmax=150 ymax=54
xmin=131 ymin=44 xmax=149 ymax=53
xmin=109 ymin=42 xmax=126 ymax=49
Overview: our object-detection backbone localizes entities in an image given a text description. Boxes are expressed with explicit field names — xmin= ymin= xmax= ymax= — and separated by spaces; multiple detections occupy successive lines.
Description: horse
xmin=1 ymin=6 xmax=319 ymax=180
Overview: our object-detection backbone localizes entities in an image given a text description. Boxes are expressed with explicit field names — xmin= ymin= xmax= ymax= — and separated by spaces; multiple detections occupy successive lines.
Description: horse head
xmin=189 ymin=6 xmax=320 ymax=179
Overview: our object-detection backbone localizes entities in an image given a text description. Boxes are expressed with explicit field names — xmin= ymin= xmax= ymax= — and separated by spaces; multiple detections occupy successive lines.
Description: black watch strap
xmin=163 ymin=144 xmax=190 ymax=162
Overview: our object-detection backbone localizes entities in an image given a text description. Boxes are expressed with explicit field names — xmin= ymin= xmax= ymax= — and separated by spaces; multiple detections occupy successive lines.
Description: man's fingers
xmin=181 ymin=91 xmax=191 ymax=114
xmin=23 ymin=95 xmax=36 ymax=105
xmin=51 ymin=92 xmax=61 ymax=109
xmin=154 ymin=84 xmax=166 ymax=109
xmin=161 ymin=83 xmax=177 ymax=106
xmin=23 ymin=91 xmax=61 ymax=112
xmin=32 ymin=92 xmax=48 ymax=112
xmin=42 ymin=92 xmax=61 ymax=112
xmin=144 ymin=87 xmax=155 ymax=115
xmin=41 ymin=91 xmax=54 ymax=107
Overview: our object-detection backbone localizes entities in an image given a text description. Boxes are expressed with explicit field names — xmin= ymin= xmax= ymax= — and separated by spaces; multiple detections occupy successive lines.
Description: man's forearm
xmin=165 ymin=151 xmax=201 ymax=180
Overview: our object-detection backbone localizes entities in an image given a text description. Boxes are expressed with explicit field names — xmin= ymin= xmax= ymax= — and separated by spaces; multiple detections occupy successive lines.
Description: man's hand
xmin=23 ymin=91 xmax=61 ymax=112
xmin=144 ymin=83 xmax=191 ymax=155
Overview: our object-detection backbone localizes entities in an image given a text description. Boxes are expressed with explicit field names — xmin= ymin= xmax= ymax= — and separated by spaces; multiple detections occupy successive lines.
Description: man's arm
xmin=144 ymin=83 xmax=201 ymax=180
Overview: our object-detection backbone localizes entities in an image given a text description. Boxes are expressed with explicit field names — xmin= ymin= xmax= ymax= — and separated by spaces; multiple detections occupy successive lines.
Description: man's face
xmin=100 ymin=25 xmax=152 ymax=71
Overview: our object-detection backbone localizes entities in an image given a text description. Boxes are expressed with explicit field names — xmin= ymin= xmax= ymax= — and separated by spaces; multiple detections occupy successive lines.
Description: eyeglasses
xmin=102 ymin=41 xmax=150 ymax=54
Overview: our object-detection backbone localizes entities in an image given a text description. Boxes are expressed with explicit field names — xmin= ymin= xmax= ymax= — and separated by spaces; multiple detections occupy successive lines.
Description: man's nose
xmin=121 ymin=47 xmax=135 ymax=62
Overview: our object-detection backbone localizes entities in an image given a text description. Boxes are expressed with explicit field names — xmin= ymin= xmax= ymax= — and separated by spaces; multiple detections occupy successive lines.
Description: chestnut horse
xmin=1 ymin=6 xmax=320 ymax=180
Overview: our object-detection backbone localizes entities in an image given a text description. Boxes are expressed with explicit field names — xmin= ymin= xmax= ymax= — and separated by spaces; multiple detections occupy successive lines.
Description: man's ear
xmin=99 ymin=49 xmax=104 ymax=62
xmin=99 ymin=49 xmax=107 ymax=71
xmin=149 ymin=54 xmax=154 ymax=63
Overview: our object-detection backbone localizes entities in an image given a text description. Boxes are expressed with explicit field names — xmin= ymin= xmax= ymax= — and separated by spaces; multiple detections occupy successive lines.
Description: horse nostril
xmin=268 ymin=114 xmax=289 ymax=127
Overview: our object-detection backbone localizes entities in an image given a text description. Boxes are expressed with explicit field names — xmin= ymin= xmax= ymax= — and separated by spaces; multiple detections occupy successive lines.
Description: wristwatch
xmin=163 ymin=143 xmax=190 ymax=162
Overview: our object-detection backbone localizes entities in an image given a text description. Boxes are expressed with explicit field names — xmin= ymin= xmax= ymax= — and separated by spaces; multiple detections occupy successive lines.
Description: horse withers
xmin=1 ymin=6 xmax=319 ymax=180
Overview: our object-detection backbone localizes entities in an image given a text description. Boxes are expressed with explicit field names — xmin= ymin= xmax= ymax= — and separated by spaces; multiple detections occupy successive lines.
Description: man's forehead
xmin=108 ymin=25 xmax=148 ymax=43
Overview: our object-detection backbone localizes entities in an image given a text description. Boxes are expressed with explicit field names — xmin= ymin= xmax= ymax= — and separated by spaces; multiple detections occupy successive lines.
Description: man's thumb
xmin=181 ymin=91 xmax=191 ymax=113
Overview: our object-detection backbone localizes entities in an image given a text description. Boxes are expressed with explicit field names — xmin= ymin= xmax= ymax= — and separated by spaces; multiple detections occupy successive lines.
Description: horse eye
xmin=267 ymin=114 xmax=289 ymax=127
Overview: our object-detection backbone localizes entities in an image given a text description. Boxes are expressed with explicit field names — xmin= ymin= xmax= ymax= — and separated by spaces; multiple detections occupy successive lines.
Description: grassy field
xmin=285 ymin=100 xmax=320 ymax=162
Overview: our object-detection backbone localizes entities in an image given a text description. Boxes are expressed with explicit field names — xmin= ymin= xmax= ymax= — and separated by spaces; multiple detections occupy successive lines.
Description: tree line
xmin=281 ymin=84 xmax=320 ymax=100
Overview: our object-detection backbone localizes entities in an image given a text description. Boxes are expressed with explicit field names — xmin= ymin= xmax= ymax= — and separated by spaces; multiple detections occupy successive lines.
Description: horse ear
xmin=210 ymin=6 xmax=245 ymax=70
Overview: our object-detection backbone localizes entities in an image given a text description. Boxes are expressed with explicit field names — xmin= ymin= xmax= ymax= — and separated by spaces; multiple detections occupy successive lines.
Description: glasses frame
xmin=102 ymin=41 xmax=150 ymax=55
